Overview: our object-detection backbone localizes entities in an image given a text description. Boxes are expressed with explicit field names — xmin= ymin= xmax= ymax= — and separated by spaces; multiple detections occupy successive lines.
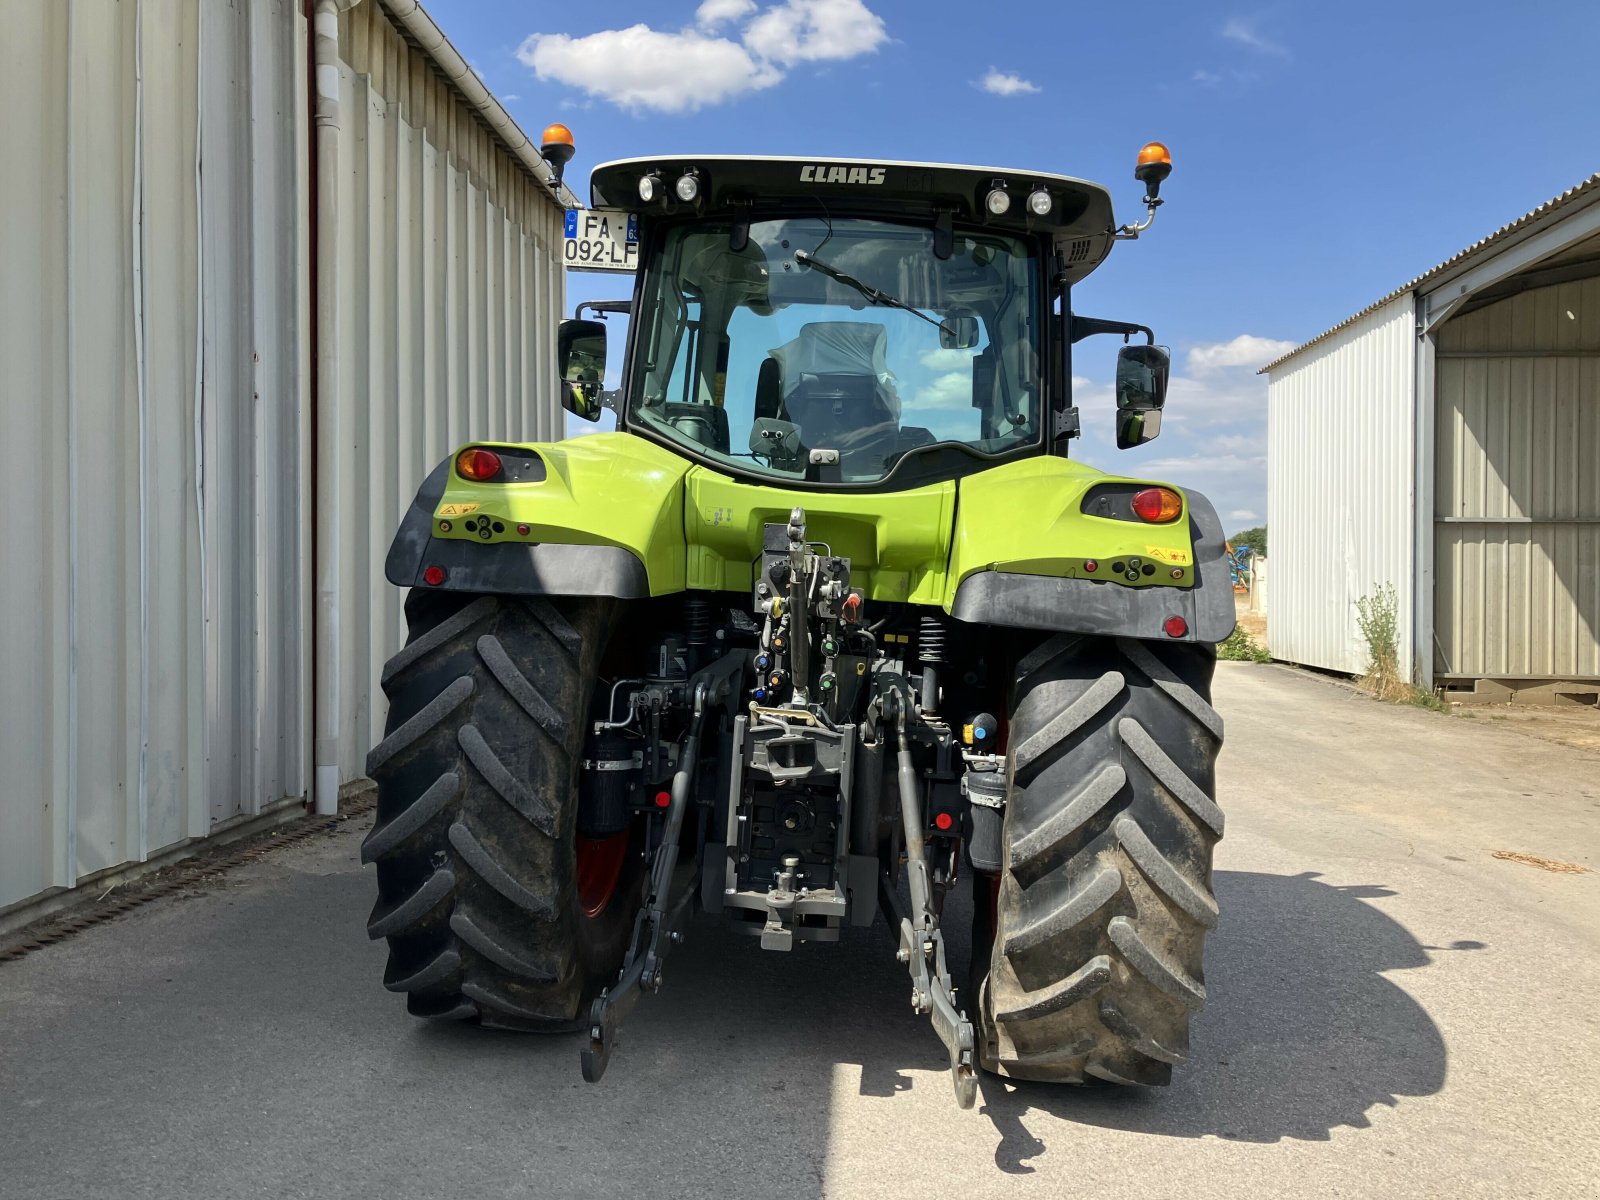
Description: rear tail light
xmin=1132 ymin=487 xmax=1183 ymax=523
xmin=455 ymin=446 xmax=503 ymax=481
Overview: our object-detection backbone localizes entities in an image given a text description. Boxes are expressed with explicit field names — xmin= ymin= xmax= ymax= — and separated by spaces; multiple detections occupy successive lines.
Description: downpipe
xmin=311 ymin=0 xmax=341 ymax=815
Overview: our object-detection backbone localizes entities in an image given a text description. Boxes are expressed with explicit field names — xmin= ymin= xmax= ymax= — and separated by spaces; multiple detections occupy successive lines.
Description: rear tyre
xmin=977 ymin=635 xmax=1224 ymax=1084
xmin=362 ymin=591 xmax=637 ymax=1029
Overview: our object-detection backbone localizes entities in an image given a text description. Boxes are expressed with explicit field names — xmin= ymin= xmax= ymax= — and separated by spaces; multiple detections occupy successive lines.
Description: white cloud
xmin=744 ymin=0 xmax=887 ymax=65
xmin=1185 ymin=66 xmax=1260 ymax=90
xmin=1229 ymin=509 xmax=1261 ymax=522
xmin=1221 ymin=16 xmax=1288 ymax=57
xmin=519 ymin=1 xmax=887 ymax=114
xmin=501 ymin=93 xmax=521 ymax=101
xmin=907 ymin=371 xmax=975 ymax=412
xmin=518 ymin=26 xmax=781 ymax=114
xmin=978 ymin=68 xmax=1040 ymax=96
xmin=918 ymin=347 xmax=976 ymax=372
xmin=696 ymin=0 xmax=757 ymax=28
xmin=1185 ymin=334 xmax=1297 ymax=375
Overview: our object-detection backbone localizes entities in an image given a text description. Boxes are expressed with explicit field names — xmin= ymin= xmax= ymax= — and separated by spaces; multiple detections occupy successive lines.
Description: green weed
xmin=1218 ymin=627 xmax=1272 ymax=662
xmin=1356 ymin=583 xmax=1450 ymax=713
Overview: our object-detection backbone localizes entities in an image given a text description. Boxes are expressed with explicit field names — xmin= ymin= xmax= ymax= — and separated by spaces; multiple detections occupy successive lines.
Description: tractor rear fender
xmin=945 ymin=459 xmax=1235 ymax=644
xmin=384 ymin=433 xmax=691 ymax=598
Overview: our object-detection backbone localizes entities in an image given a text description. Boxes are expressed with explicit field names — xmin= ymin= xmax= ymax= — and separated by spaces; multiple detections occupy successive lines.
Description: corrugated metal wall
xmin=0 ymin=0 xmax=309 ymax=912
xmin=1266 ymin=296 xmax=1417 ymax=677
xmin=330 ymin=9 xmax=566 ymax=773
xmin=0 ymin=0 xmax=565 ymax=916
xmin=1433 ymin=278 xmax=1600 ymax=678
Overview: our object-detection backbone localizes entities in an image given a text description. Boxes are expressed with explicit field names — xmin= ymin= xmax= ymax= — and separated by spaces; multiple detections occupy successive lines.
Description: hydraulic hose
xmin=789 ymin=570 xmax=810 ymax=700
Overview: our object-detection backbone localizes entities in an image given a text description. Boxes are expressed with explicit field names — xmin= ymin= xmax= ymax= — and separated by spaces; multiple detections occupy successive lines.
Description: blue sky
xmin=426 ymin=0 xmax=1598 ymax=531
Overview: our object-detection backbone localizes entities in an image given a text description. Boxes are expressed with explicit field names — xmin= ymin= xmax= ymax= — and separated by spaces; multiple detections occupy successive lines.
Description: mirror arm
xmin=576 ymin=300 xmax=632 ymax=320
xmin=1070 ymin=315 xmax=1155 ymax=345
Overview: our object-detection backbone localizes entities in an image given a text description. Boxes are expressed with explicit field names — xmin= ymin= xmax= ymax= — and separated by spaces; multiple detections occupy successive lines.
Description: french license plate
xmin=564 ymin=208 xmax=638 ymax=273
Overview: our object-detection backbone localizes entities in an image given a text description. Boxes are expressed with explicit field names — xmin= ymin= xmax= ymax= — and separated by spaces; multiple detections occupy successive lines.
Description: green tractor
xmin=364 ymin=145 xmax=1233 ymax=1107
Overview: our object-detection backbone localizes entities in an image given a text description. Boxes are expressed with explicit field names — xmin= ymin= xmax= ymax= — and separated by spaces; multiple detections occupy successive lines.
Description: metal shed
xmin=1264 ymin=175 xmax=1600 ymax=692
xmin=1 ymin=0 xmax=575 ymax=923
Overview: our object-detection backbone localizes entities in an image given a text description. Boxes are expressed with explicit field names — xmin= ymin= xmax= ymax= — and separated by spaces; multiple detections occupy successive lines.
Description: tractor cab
xmin=559 ymin=154 xmax=1172 ymax=489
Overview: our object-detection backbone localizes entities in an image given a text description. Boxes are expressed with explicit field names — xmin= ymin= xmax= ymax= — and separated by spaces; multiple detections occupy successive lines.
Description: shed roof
xmin=1261 ymin=172 xmax=1600 ymax=374
xmin=376 ymin=0 xmax=580 ymax=209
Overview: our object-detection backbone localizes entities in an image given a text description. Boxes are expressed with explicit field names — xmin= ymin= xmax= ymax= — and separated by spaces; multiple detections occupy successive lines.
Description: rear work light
xmin=1131 ymin=487 xmax=1183 ymax=523
xmin=455 ymin=446 xmax=503 ymax=481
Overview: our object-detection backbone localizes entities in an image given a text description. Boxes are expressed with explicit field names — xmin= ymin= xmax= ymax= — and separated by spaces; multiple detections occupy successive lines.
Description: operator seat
xmin=770 ymin=322 xmax=900 ymax=473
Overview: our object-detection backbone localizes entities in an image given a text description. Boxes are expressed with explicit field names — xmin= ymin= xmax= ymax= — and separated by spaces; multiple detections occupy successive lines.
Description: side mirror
xmin=939 ymin=314 xmax=980 ymax=351
xmin=1115 ymin=343 xmax=1170 ymax=448
xmin=558 ymin=318 xmax=607 ymax=421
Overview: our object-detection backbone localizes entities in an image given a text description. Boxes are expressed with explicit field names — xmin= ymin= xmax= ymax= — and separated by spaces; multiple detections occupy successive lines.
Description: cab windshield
xmin=627 ymin=217 xmax=1043 ymax=483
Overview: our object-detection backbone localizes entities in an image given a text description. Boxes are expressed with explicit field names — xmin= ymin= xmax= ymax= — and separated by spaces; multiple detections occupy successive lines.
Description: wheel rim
xmin=575 ymin=831 xmax=631 ymax=918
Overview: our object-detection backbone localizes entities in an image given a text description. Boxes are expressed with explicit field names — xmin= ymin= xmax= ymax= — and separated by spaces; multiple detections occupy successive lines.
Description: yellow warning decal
xmin=1145 ymin=545 xmax=1192 ymax=565
xmin=438 ymin=503 xmax=479 ymax=516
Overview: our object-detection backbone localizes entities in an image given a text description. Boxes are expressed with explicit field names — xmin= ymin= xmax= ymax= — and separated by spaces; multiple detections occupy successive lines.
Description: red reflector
xmin=934 ymin=811 xmax=954 ymax=832
xmin=455 ymin=446 xmax=503 ymax=481
xmin=1164 ymin=615 xmax=1188 ymax=638
xmin=422 ymin=565 xmax=446 ymax=586
xmin=1132 ymin=487 xmax=1183 ymax=523
xmin=1083 ymin=559 xmax=1098 ymax=573
xmin=516 ymin=523 xmax=530 ymax=536
xmin=654 ymin=790 xmax=672 ymax=809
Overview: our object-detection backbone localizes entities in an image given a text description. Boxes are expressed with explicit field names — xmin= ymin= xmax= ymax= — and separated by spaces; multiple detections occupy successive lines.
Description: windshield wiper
xmin=793 ymin=249 xmax=953 ymax=338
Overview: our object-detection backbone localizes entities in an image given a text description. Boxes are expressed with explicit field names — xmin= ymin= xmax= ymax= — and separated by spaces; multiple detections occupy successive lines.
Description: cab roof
xmin=590 ymin=155 xmax=1119 ymax=284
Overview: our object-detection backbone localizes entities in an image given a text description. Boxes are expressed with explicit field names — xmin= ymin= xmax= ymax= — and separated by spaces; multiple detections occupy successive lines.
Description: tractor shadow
xmin=409 ymin=867 xmax=1452 ymax=1183
xmin=973 ymin=869 xmax=1454 ymax=1168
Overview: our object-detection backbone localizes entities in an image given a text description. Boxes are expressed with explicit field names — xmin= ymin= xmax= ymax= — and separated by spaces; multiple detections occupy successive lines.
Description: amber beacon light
xmin=1135 ymin=141 xmax=1172 ymax=199
xmin=541 ymin=122 xmax=576 ymax=184
xmin=1118 ymin=141 xmax=1173 ymax=238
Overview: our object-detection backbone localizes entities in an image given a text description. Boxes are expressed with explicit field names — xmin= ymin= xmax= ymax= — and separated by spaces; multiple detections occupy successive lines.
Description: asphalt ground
xmin=3 ymin=662 xmax=1599 ymax=1199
